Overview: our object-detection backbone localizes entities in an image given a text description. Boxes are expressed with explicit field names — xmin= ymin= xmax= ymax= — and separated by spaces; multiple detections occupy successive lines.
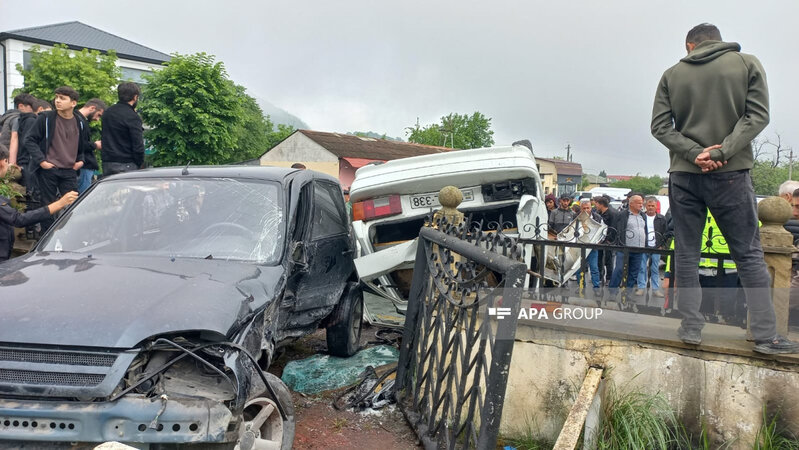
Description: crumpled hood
xmin=0 ymin=253 xmax=285 ymax=348
xmin=680 ymin=40 xmax=741 ymax=64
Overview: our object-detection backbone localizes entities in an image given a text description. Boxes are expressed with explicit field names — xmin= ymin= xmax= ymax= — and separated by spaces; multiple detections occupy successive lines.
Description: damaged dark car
xmin=0 ymin=166 xmax=363 ymax=449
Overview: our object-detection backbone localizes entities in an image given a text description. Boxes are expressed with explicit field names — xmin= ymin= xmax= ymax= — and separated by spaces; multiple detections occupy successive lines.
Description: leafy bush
xmin=0 ymin=169 xmax=24 ymax=211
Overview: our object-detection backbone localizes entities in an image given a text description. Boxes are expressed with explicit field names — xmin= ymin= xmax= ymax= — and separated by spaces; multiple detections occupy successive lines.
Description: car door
xmin=294 ymin=180 xmax=353 ymax=312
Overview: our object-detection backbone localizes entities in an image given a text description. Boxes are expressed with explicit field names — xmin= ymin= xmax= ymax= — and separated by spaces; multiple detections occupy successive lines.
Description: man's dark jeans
xmin=103 ymin=161 xmax=138 ymax=177
xmin=36 ymin=167 xmax=78 ymax=231
xmin=609 ymin=251 xmax=643 ymax=290
xmin=669 ymin=170 xmax=776 ymax=341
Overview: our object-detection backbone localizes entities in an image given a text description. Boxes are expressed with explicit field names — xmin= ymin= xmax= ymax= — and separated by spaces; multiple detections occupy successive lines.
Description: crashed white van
xmin=349 ymin=142 xmax=548 ymax=324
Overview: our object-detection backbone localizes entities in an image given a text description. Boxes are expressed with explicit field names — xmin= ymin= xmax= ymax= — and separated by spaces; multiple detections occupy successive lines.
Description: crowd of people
xmin=0 ymin=82 xmax=145 ymax=261
xmin=546 ymin=191 xmax=668 ymax=298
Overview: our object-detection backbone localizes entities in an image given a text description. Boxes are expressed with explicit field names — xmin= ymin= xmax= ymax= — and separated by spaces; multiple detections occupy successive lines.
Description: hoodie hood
xmin=680 ymin=40 xmax=741 ymax=64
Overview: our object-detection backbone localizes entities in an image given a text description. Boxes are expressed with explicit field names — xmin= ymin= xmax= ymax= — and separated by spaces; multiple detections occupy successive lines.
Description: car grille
xmin=0 ymin=369 xmax=105 ymax=387
xmin=0 ymin=345 xmax=134 ymax=398
xmin=0 ymin=348 xmax=116 ymax=367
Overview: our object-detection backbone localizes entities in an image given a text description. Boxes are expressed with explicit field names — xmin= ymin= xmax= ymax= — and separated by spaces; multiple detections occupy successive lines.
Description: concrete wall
xmin=502 ymin=325 xmax=799 ymax=449
xmin=536 ymin=159 xmax=557 ymax=195
xmin=260 ymin=132 xmax=340 ymax=178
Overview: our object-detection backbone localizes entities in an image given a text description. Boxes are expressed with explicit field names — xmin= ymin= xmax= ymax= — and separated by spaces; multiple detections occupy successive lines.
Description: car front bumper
xmin=0 ymin=395 xmax=235 ymax=445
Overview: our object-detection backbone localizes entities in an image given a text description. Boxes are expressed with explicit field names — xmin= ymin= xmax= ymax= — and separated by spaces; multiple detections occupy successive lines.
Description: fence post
xmin=431 ymin=185 xmax=464 ymax=227
xmin=757 ymin=197 xmax=793 ymax=337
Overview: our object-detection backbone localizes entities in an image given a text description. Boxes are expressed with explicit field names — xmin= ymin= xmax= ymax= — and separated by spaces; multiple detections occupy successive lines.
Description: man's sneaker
xmin=652 ymin=290 xmax=665 ymax=298
xmin=677 ymin=326 xmax=702 ymax=345
xmin=634 ymin=288 xmax=645 ymax=296
xmin=753 ymin=336 xmax=799 ymax=355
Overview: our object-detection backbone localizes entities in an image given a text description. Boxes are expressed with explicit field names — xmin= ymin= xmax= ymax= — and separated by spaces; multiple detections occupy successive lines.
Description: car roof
xmin=101 ymin=165 xmax=341 ymax=186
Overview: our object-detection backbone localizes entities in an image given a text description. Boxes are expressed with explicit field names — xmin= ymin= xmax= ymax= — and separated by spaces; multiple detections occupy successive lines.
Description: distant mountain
xmin=254 ymin=96 xmax=309 ymax=130
xmin=348 ymin=131 xmax=404 ymax=142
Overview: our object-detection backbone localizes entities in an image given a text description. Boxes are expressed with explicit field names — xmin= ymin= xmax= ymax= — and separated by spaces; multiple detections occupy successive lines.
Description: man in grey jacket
xmin=651 ymin=23 xmax=797 ymax=354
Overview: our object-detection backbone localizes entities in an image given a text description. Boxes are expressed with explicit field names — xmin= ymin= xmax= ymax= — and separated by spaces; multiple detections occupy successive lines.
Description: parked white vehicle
xmin=349 ymin=142 xmax=549 ymax=325
xmin=588 ymin=186 xmax=630 ymax=200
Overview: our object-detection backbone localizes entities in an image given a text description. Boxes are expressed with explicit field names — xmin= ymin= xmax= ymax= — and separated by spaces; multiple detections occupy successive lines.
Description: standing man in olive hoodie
xmin=651 ymin=23 xmax=798 ymax=354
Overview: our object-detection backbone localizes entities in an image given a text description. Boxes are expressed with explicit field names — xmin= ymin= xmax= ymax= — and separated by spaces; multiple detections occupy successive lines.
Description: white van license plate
xmin=409 ymin=189 xmax=474 ymax=209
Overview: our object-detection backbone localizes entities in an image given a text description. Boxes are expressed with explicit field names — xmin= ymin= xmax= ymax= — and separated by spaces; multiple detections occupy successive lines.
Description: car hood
xmin=0 ymin=253 xmax=285 ymax=348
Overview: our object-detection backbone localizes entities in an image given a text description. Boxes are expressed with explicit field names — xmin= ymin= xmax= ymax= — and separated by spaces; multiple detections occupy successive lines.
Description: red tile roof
xmin=536 ymin=157 xmax=582 ymax=176
xmin=299 ymin=130 xmax=451 ymax=161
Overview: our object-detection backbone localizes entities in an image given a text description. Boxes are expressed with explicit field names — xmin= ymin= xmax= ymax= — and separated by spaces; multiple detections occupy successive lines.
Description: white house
xmin=0 ymin=21 xmax=170 ymax=111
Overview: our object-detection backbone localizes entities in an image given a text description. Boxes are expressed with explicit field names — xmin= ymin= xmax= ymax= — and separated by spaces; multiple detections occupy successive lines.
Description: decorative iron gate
xmin=394 ymin=221 xmax=526 ymax=449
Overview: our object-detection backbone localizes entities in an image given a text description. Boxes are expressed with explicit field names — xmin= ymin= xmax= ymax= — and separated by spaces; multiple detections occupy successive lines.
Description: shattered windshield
xmin=39 ymin=178 xmax=284 ymax=264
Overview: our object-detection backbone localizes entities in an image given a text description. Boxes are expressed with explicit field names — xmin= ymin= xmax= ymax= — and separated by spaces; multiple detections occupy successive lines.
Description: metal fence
xmin=520 ymin=214 xmax=748 ymax=328
xmin=394 ymin=220 xmax=526 ymax=449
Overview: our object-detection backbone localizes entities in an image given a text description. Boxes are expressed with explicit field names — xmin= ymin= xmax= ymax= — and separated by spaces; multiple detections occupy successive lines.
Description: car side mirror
xmin=291 ymin=241 xmax=308 ymax=271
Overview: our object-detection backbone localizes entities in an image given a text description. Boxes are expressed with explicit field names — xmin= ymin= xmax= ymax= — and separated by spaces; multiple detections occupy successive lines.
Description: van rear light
xmin=352 ymin=195 xmax=402 ymax=222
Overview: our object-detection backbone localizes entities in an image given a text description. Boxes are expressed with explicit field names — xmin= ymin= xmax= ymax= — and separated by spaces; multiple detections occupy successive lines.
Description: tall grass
xmin=754 ymin=408 xmax=799 ymax=450
xmin=594 ymin=382 xmax=680 ymax=450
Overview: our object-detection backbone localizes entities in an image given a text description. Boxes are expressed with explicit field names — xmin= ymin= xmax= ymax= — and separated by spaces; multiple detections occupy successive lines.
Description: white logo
xmin=488 ymin=307 xmax=512 ymax=319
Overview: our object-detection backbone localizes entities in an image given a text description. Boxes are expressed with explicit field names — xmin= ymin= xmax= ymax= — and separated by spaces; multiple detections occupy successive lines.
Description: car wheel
xmin=236 ymin=372 xmax=295 ymax=450
xmin=326 ymin=281 xmax=364 ymax=357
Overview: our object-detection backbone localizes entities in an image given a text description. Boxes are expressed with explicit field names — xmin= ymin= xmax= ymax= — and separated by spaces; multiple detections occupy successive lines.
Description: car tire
xmin=235 ymin=371 xmax=295 ymax=450
xmin=326 ymin=281 xmax=364 ymax=357
xmin=160 ymin=373 xmax=294 ymax=450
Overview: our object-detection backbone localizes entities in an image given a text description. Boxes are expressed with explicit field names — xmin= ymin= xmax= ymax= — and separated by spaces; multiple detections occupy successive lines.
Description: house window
xmin=22 ymin=51 xmax=32 ymax=71
xmin=120 ymin=67 xmax=149 ymax=83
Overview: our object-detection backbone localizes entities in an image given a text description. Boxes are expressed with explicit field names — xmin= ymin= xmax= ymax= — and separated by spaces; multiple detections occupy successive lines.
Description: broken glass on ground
xmin=281 ymin=345 xmax=399 ymax=394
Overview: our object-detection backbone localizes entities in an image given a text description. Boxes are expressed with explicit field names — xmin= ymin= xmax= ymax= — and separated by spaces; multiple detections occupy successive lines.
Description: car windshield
xmin=39 ymin=178 xmax=284 ymax=264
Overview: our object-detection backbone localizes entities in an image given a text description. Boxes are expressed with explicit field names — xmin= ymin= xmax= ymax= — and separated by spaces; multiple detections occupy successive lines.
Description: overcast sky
xmin=1 ymin=0 xmax=796 ymax=175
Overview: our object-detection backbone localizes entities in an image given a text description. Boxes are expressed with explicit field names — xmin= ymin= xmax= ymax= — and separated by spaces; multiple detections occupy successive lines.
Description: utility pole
xmin=566 ymin=143 xmax=572 ymax=162
xmin=789 ymin=148 xmax=794 ymax=180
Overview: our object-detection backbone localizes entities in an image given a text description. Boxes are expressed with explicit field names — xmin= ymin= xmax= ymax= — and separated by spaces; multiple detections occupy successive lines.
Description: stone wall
xmin=502 ymin=324 xmax=799 ymax=448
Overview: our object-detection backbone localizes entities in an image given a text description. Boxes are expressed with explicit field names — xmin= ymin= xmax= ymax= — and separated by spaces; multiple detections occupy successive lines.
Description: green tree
xmin=751 ymin=160 xmax=789 ymax=196
xmin=231 ymin=84 xmax=275 ymax=161
xmin=140 ymin=53 xmax=243 ymax=166
xmin=611 ymin=175 xmax=664 ymax=195
xmin=267 ymin=123 xmax=295 ymax=149
xmin=15 ymin=44 xmax=120 ymax=106
xmin=599 ymin=170 xmax=607 ymax=178
xmin=406 ymin=112 xmax=494 ymax=149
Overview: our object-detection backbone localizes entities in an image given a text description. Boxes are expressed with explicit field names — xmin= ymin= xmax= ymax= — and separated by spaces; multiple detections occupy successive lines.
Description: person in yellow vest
xmin=663 ymin=212 xmax=748 ymax=323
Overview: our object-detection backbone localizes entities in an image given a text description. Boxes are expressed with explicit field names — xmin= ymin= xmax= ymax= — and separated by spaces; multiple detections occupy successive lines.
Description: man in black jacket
xmin=74 ymin=98 xmax=106 ymax=193
xmin=101 ymin=82 xmax=144 ymax=176
xmin=22 ymin=86 xmax=89 ymax=232
xmin=594 ymin=195 xmax=616 ymax=284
